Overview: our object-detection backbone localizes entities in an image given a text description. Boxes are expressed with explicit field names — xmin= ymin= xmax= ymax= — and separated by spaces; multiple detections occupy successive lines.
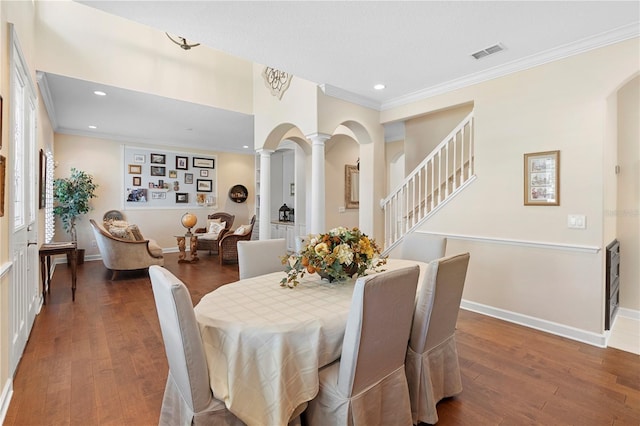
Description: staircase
xmin=381 ymin=111 xmax=476 ymax=253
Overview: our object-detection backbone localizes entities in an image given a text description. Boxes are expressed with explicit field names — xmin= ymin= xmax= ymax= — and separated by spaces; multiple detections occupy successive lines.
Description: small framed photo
xmin=197 ymin=179 xmax=213 ymax=192
xmin=133 ymin=176 xmax=141 ymax=186
xmin=148 ymin=182 xmax=155 ymax=189
xmin=199 ymin=169 xmax=209 ymax=177
xmin=290 ymin=182 xmax=295 ymax=196
xmin=151 ymin=166 xmax=166 ymax=176
xmin=133 ymin=154 xmax=145 ymax=163
xmin=151 ymin=153 xmax=166 ymax=164
xmin=193 ymin=157 xmax=215 ymax=169
xmin=176 ymin=156 xmax=188 ymax=170
xmin=184 ymin=173 xmax=194 ymax=184
xmin=524 ymin=150 xmax=560 ymax=206
xmin=151 ymin=191 xmax=166 ymax=200
xmin=128 ymin=164 xmax=142 ymax=174
xmin=169 ymin=170 xmax=177 ymax=178
xmin=176 ymin=192 xmax=189 ymax=203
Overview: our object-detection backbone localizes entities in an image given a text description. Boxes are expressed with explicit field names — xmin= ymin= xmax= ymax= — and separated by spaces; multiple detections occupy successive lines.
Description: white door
xmin=9 ymin=26 xmax=40 ymax=377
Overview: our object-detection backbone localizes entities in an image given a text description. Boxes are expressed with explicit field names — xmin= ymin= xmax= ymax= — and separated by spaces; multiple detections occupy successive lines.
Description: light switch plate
xmin=568 ymin=214 xmax=586 ymax=229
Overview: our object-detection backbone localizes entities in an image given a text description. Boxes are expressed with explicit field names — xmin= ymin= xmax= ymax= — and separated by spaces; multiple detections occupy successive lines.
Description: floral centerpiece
xmin=281 ymin=227 xmax=387 ymax=288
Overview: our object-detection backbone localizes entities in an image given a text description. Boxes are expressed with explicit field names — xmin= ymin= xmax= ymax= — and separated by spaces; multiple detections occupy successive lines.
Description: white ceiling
xmin=43 ymin=1 xmax=639 ymax=152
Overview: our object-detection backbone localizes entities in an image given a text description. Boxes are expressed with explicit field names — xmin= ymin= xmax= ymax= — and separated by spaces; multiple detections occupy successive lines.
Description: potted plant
xmin=53 ymin=168 xmax=98 ymax=263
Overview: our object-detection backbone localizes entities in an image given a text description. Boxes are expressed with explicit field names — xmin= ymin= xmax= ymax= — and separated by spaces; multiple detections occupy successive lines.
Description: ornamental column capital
xmin=306 ymin=133 xmax=331 ymax=145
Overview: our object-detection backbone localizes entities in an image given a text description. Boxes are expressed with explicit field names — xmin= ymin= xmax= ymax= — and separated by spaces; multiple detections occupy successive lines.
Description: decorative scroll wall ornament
xmin=262 ymin=67 xmax=292 ymax=99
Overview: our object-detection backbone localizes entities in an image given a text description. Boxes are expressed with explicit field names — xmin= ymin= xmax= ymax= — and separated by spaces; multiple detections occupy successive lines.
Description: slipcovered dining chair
xmin=149 ymin=266 xmax=244 ymax=426
xmin=405 ymin=252 xmax=470 ymax=425
xmin=237 ymin=238 xmax=286 ymax=279
xmin=400 ymin=232 xmax=447 ymax=264
xmin=306 ymin=265 xmax=420 ymax=426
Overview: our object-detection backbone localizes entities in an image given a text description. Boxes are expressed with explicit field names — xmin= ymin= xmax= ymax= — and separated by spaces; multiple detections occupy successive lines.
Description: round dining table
xmin=194 ymin=258 xmax=427 ymax=426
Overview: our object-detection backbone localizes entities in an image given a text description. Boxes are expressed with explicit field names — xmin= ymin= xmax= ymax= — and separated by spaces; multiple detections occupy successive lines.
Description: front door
xmin=8 ymin=25 xmax=40 ymax=377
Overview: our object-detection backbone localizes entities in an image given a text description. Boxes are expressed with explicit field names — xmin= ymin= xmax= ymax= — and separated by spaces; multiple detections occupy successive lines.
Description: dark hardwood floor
xmin=5 ymin=252 xmax=639 ymax=425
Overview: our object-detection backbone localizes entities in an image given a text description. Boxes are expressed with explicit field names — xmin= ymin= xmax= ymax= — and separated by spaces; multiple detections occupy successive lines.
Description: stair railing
xmin=381 ymin=111 xmax=475 ymax=251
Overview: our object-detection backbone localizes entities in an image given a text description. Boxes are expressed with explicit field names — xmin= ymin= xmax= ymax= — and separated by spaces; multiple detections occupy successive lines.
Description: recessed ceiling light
xmin=373 ymin=84 xmax=386 ymax=90
xmin=88 ymin=125 xmax=97 ymax=129
xmin=243 ymin=145 xmax=249 ymax=149
xmin=93 ymin=90 xmax=106 ymax=96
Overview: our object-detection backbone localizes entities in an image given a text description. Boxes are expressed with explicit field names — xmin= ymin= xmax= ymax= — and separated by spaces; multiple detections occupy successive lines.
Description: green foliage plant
xmin=53 ymin=168 xmax=98 ymax=242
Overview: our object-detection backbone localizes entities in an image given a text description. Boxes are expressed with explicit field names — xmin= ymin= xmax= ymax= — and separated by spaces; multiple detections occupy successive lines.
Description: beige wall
xmin=54 ymin=134 xmax=255 ymax=254
xmin=382 ymin=38 xmax=640 ymax=334
xmin=36 ymin=1 xmax=253 ymax=114
xmin=617 ymin=75 xmax=640 ymax=311
xmin=325 ymin=135 xmax=359 ymax=230
xmin=404 ymin=103 xmax=473 ymax=172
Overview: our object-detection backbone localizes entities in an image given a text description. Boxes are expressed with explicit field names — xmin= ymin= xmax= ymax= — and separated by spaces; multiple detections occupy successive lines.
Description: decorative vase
xmin=317 ymin=263 xmax=358 ymax=283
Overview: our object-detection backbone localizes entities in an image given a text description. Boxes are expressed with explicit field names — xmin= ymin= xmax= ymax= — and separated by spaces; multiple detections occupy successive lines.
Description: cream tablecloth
xmin=194 ymin=258 xmax=426 ymax=426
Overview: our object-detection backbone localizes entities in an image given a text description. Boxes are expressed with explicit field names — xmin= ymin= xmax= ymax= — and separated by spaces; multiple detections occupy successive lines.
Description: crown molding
xmin=319 ymin=84 xmax=381 ymax=111
xmin=36 ymin=71 xmax=59 ymax=129
xmin=319 ymin=23 xmax=640 ymax=112
xmin=381 ymin=22 xmax=640 ymax=111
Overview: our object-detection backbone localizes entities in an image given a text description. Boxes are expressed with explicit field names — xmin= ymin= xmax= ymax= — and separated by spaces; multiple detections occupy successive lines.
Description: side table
xmin=39 ymin=242 xmax=78 ymax=304
xmin=175 ymin=234 xmax=199 ymax=263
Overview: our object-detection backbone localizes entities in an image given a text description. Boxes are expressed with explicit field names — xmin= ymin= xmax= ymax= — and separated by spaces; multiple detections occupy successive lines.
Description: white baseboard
xmin=617 ymin=307 xmax=640 ymax=320
xmin=461 ymin=299 xmax=607 ymax=347
xmin=0 ymin=379 xmax=13 ymax=425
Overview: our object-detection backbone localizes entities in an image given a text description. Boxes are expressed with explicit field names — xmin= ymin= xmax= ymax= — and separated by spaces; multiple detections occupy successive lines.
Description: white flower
xmin=288 ymin=255 xmax=298 ymax=268
xmin=334 ymin=243 xmax=354 ymax=265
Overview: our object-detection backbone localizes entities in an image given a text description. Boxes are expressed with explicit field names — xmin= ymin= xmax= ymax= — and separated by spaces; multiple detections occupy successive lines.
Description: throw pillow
xmin=109 ymin=225 xmax=134 ymax=240
xmin=234 ymin=225 xmax=250 ymax=235
xmin=128 ymin=224 xmax=145 ymax=241
xmin=208 ymin=221 xmax=226 ymax=234
xmin=206 ymin=218 xmax=223 ymax=230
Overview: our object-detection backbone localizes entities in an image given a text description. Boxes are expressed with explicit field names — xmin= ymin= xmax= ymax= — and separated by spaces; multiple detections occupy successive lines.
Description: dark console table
xmin=39 ymin=242 xmax=78 ymax=304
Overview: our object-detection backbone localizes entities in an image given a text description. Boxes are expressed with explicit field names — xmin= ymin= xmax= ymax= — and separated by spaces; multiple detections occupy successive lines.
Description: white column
xmin=307 ymin=133 xmax=331 ymax=234
xmin=258 ymin=149 xmax=274 ymax=240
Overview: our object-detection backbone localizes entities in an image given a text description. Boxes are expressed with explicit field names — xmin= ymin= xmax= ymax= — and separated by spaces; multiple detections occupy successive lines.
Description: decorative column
xmin=307 ymin=133 xmax=331 ymax=234
xmin=258 ymin=149 xmax=274 ymax=240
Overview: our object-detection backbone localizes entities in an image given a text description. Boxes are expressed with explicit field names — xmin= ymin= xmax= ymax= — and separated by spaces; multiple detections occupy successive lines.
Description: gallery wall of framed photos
xmin=123 ymin=145 xmax=217 ymax=209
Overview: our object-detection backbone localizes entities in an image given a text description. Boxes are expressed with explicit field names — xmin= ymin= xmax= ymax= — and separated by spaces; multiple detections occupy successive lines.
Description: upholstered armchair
xmin=219 ymin=215 xmax=256 ymax=264
xmin=194 ymin=212 xmax=235 ymax=255
xmin=90 ymin=219 xmax=164 ymax=280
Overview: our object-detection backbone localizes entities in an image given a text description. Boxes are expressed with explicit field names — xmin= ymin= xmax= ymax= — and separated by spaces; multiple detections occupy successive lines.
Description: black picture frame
xmin=184 ymin=173 xmax=194 ymax=184
xmin=176 ymin=156 xmax=188 ymax=170
xmin=197 ymin=179 xmax=213 ymax=192
xmin=150 ymin=166 xmax=166 ymax=176
xmin=193 ymin=157 xmax=215 ymax=168
xmin=150 ymin=153 xmax=166 ymax=164
xmin=39 ymin=149 xmax=46 ymax=209
xmin=132 ymin=176 xmax=141 ymax=186
xmin=176 ymin=192 xmax=189 ymax=203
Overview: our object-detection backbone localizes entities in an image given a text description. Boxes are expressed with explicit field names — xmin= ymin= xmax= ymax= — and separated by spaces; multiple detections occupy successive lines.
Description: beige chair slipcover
xmin=149 ymin=266 xmax=244 ymax=426
xmin=90 ymin=219 xmax=164 ymax=280
xmin=306 ymin=266 xmax=420 ymax=426
xmin=237 ymin=238 xmax=286 ymax=279
xmin=405 ymin=252 xmax=470 ymax=425
xmin=400 ymin=232 xmax=447 ymax=263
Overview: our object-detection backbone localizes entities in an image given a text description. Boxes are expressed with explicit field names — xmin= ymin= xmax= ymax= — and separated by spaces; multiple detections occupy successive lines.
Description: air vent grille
xmin=471 ymin=43 xmax=504 ymax=60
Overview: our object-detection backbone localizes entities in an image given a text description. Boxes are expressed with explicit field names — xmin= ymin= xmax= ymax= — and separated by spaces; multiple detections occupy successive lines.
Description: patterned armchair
xmin=194 ymin=212 xmax=235 ymax=255
xmin=219 ymin=215 xmax=256 ymax=264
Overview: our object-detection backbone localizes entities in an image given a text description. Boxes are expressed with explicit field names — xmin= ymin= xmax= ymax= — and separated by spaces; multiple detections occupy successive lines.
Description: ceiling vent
xmin=471 ymin=43 xmax=504 ymax=60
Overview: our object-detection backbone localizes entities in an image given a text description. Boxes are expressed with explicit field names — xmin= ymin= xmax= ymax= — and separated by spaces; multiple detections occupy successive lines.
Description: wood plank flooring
xmin=5 ymin=252 xmax=640 ymax=425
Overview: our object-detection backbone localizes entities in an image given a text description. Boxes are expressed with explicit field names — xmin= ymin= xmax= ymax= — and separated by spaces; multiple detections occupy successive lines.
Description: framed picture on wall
xmin=197 ymin=179 xmax=213 ymax=192
xmin=39 ymin=149 xmax=46 ymax=209
xmin=150 ymin=153 xmax=166 ymax=164
xmin=184 ymin=173 xmax=194 ymax=184
xmin=193 ymin=157 xmax=215 ymax=168
xmin=133 ymin=176 xmax=141 ymax=186
xmin=151 ymin=166 xmax=166 ymax=176
xmin=524 ymin=150 xmax=560 ymax=206
xmin=128 ymin=164 xmax=142 ymax=174
xmin=176 ymin=156 xmax=188 ymax=170
xmin=176 ymin=192 xmax=189 ymax=203
xmin=133 ymin=154 xmax=145 ymax=163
